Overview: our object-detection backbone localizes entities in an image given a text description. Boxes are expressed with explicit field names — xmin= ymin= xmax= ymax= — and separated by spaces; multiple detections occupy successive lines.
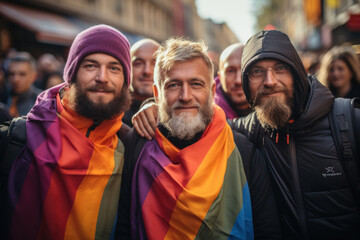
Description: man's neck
xmin=158 ymin=124 xmax=203 ymax=150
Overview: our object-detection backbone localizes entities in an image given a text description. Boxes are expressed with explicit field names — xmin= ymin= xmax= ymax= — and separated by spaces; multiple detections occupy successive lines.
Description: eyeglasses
xmin=247 ymin=64 xmax=291 ymax=83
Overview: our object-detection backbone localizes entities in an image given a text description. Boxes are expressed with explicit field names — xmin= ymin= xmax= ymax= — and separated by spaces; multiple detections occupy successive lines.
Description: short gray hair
xmin=154 ymin=37 xmax=214 ymax=88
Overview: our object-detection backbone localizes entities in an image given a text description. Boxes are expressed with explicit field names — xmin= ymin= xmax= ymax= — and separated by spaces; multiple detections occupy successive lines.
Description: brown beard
xmin=74 ymin=83 xmax=131 ymax=122
xmin=253 ymin=86 xmax=293 ymax=129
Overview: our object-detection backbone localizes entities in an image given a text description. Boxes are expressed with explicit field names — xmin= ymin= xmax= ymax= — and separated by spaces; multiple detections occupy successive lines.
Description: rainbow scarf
xmin=5 ymin=83 xmax=124 ymax=240
xmin=131 ymin=106 xmax=253 ymax=240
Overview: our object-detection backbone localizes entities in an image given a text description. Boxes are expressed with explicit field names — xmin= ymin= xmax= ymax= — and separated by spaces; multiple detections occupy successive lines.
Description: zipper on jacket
xmin=289 ymin=136 xmax=310 ymax=239
xmin=86 ymin=120 xmax=101 ymax=138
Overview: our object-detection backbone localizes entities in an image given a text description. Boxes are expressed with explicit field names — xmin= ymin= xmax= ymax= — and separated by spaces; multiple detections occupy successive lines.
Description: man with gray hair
xmin=116 ymin=38 xmax=280 ymax=239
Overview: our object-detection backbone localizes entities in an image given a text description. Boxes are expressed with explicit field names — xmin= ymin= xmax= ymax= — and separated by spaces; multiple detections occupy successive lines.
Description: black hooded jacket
xmin=230 ymin=30 xmax=360 ymax=239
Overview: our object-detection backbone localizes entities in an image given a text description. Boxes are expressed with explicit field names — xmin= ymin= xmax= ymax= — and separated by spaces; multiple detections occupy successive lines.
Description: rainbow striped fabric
xmin=5 ymin=84 xmax=125 ymax=240
xmin=131 ymin=106 xmax=254 ymax=240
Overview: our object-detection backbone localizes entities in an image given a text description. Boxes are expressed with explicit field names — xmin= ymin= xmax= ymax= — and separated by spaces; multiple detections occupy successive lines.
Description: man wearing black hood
xmin=229 ymin=30 xmax=360 ymax=239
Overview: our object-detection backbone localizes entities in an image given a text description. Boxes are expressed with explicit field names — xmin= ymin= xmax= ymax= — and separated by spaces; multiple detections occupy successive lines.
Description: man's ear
xmin=153 ymin=84 xmax=159 ymax=101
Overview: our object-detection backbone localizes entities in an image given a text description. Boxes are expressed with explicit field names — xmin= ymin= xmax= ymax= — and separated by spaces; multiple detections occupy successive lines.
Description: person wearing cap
xmin=0 ymin=24 xmax=132 ymax=240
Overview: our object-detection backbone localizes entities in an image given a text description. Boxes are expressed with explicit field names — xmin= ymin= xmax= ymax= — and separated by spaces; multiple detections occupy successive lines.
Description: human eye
xmin=226 ymin=68 xmax=236 ymax=74
xmin=84 ymin=63 xmax=97 ymax=69
xmin=166 ymin=81 xmax=180 ymax=89
xmin=275 ymin=64 xmax=290 ymax=72
xmin=191 ymin=81 xmax=205 ymax=88
xmin=132 ymin=60 xmax=144 ymax=68
xmin=109 ymin=63 xmax=123 ymax=73
xmin=250 ymin=68 xmax=264 ymax=76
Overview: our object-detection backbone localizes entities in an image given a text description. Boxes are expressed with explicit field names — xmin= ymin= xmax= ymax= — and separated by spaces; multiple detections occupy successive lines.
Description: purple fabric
xmin=214 ymin=76 xmax=238 ymax=119
xmin=63 ymin=24 xmax=131 ymax=86
xmin=130 ymin=140 xmax=172 ymax=240
xmin=8 ymin=83 xmax=65 ymax=239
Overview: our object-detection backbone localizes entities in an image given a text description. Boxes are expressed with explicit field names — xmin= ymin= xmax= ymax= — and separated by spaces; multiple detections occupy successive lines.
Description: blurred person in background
xmin=6 ymin=52 xmax=42 ymax=117
xmin=35 ymin=53 xmax=62 ymax=90
xmin=215 ymin=43 xmax=252 ymax=119
xmin=300 ymin=51 xmax=321 ymax=76
xmin=207 ymin=50 xmax=220 ymax=78
xmin=0 ymin=67 xmax=8 ymax=104
xmin=0 ymin=102 xmax=11 ymax=123
xmin=122 ymin=38 xmax=160 ymax=127
xmin=318 ymin=45 xmax=360 ymax=98
xmin=42 ymin=71 xmax=64 ymax=89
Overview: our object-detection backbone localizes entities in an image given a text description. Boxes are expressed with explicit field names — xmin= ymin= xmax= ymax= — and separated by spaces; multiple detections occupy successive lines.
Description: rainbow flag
xmin=131 ymin=106 xmax=254 ymax=239
xmin=4 ymin=84 xmax=124 ymax=240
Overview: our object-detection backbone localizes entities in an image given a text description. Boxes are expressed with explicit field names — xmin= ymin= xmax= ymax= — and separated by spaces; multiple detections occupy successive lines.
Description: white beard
xmin=158 ymin=97 xmax=214 ymax=140
xmin=164 ymin=111 xmax=207 ymax=140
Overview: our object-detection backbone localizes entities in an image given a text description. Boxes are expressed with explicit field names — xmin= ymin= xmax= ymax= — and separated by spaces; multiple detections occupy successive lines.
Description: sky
xmin=195 ymin=0 xmax=256 ymax=44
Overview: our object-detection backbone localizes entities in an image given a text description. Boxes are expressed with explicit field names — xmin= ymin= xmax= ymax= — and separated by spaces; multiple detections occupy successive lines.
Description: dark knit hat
xmin=63 ymin=24 xmax=131 ymax=86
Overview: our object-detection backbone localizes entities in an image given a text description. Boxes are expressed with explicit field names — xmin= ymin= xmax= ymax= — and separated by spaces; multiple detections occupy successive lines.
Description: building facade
xmin=0 ymin=0 xmax=238 ymax=60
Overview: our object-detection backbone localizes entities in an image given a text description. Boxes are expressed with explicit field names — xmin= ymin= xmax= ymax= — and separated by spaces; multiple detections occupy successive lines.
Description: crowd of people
xmin=0 ymin=23 xmax=359 ymax=240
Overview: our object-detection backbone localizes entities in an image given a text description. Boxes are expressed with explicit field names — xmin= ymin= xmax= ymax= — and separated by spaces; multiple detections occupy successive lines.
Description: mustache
xmin=258 ymin=86 xmax=285 ymax=95
xmin=171 ymin=101 xmax=201 ymax=110
xmin=252 ymin=86 xmax=286 ymax=106
xmin=86 ymin=84 xmax=116 ymax=93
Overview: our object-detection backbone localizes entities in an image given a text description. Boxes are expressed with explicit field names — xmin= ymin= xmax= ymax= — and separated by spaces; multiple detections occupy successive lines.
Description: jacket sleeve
xmin=115 ymin=129 xmax=144 ymax=240
xmin=228 ymin=112 xmax=263 ymax=145
xmin=233 ymin=131 xmax=282 ymax=239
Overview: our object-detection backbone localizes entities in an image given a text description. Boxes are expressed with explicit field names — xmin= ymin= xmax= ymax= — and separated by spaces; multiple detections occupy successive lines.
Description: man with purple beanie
xmin=0 ymin=24 xmax=132 ymax=240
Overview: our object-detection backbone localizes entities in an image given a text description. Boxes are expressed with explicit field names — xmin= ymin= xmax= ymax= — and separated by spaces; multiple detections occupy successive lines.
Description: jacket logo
xmin=322 ymin=166 xmax=342 ymax=177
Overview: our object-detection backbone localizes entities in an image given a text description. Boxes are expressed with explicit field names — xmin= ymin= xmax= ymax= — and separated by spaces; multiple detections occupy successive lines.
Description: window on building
xmin=136 ymin=0 xmax=144 ymax=24
xmin=115 ymin=0 xmax=124 ymax=14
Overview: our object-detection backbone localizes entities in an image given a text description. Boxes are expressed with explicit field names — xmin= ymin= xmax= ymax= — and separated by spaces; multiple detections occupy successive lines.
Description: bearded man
xmin=229 ymin=30 xmax=360 ymax=239
xmin=0 ymin=24 xmax=131 ymax=240
xmin=116 ymin=38 xmax=281 ymax=240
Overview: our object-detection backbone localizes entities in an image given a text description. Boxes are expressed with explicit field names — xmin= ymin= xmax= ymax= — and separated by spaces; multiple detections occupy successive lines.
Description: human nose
xmin=263 ymin=68 xmax=277 ymax=86
xmin=179 ymin=84 xmax=192 ymax=102
xmin=235 ymin=69 xmax=242 ymax=84
xmin=143 ymin=62 xmax=153 ymax=75
xmin=96 ymin=66 xmax=108 ymax=82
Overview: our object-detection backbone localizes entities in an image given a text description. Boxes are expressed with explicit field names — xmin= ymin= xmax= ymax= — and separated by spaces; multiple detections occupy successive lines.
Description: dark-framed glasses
xmin=248 ymin=64 xmax=291 ymax=83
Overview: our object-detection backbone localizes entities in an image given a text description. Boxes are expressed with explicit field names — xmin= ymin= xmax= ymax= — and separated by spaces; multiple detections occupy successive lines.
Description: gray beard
xmin=158 ymin=98 xmax=214 ymax=140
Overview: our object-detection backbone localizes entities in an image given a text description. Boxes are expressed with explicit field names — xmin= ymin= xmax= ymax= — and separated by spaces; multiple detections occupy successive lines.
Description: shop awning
xmin=0 ymin=2 xmax=83 ymax=45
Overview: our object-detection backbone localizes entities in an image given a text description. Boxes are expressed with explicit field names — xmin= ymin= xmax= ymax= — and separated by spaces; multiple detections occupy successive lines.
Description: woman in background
xmin=318 ymin=45 xmax=360 ymax=98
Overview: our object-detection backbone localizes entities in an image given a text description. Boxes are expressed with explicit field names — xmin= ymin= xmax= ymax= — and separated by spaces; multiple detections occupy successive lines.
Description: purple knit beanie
xmin=63 ymin=24 xmax=131 ymax=86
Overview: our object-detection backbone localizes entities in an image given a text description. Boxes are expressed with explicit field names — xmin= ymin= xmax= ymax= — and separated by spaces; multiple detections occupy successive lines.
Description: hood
xmin=292 ymin=75 xmax=334 ymax=131
xmin=241 ymin=30 xmax=309 ymax=119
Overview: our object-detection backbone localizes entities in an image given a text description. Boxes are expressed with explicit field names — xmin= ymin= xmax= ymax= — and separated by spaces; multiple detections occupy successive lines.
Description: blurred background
xmin=0 ymin=0 xmax=359 ymax=61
